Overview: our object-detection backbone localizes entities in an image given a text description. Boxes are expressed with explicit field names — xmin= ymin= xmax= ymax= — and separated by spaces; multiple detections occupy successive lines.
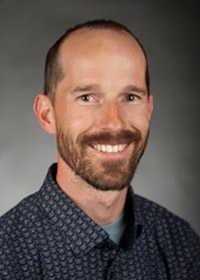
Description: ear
xmin=148 ymin=94 xmax=153 ymax=120
xmin=33 ymin=94 xmax=56 ymax=135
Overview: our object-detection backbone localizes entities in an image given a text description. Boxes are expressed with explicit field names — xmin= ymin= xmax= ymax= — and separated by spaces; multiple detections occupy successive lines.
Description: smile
xmin=92 ymin=144 xmax=127 ymax=153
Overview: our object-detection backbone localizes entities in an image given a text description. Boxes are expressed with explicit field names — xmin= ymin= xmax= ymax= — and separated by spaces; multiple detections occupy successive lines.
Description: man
xmin=0 ymin=19 xmax=200 ymax=280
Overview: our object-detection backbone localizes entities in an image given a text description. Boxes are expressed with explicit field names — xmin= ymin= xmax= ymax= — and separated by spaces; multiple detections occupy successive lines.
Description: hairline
xmin=45 ymin=24 xmax=150 ymax=103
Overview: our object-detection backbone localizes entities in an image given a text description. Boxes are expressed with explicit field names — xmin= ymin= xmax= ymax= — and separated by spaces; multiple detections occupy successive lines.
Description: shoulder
xmin=134 ymin=194 xmax=200 ymax=239
xmin=134 ymin=194 xmax=183 ymax=222
xmin=0 ymin=192 xmax=44 ymax=278
xmin=0 ymin=191 xmax=42 ymax=241
xmin=134 ymin=194 xmax=200 ymax=276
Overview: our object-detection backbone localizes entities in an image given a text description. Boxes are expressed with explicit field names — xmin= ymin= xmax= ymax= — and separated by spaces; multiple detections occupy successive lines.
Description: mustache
xmin=79 ymin=130 xmax=142 ymax=146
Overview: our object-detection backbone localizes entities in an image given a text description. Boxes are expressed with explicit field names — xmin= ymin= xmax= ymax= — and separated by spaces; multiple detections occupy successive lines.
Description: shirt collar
xmin=38 ymin=164 xmax=143 ymax=254
xmin=120 ymin=186 xmax=143 ymax=250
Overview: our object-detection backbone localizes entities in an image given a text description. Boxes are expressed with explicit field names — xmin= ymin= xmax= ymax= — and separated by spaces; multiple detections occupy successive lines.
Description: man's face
xmin=53 ymin=29 xmax=153 ymax=191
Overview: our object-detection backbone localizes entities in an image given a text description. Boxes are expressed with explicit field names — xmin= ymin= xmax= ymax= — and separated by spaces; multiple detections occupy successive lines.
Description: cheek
xmin=125 ymin=107 xmax=150 ymax=135
xmin=57 ymin=104 xmax=95 ymax=134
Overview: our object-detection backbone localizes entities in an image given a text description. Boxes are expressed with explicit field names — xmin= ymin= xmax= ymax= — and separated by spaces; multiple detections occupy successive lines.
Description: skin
xmin=34 ymin=28 xmax=153 ymax=226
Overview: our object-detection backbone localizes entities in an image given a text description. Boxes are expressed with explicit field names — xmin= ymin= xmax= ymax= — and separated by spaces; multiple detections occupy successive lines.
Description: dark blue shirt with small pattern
xmin=0 ymin=164 xmax=200 ymax=280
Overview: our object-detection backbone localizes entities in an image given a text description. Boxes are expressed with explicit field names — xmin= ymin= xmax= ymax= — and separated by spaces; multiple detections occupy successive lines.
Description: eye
xmin=79 ymin=94 xmax=93 ymax=102
xmin=125 ymin=94 xmax=138 ymax=101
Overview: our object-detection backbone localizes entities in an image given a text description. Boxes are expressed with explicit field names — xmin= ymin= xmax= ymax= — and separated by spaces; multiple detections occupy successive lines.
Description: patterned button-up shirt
xmin=0 ymin=164 xmax=200 ymax=279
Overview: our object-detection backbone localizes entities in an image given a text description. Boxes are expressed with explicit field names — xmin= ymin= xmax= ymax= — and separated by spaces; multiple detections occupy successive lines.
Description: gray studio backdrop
xmin=1 ymin=0 xmax=200 ymax=234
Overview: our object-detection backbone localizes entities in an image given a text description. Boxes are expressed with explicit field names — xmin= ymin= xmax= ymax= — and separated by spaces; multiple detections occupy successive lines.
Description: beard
xmin=57 ymin=128 xmax=149 ymax=191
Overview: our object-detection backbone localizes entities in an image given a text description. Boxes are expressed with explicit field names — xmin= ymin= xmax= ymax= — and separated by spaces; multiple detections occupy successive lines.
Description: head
xmin=34 ymin=19 xmax=153 ymax=191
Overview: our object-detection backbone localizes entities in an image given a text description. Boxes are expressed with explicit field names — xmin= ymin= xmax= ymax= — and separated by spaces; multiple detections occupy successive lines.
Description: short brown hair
xmin=44 ymin=19 xmax=150 ymax=103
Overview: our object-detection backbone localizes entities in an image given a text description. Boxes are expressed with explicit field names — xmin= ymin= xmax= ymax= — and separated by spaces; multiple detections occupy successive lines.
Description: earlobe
xmin=33 ymin=94 xmax=56 ymax=134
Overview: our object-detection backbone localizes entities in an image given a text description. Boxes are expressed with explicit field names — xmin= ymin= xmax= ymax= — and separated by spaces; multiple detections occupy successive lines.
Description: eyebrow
xmin=71 ymin=84 xmax=101 ymax=94
xmin=70 ymin=84 xmax=147 ymax=95
xmin=123 ymin=85 xmax=147 ymax=95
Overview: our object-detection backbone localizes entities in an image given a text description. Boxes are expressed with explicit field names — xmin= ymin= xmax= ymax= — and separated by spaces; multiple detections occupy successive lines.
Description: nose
xmin=97 ymin=101 xmax=126 ymax=132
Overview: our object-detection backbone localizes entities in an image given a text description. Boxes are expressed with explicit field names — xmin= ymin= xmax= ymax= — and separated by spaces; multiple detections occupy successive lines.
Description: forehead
xmin=59 ymin=28 xmax=146 ymax=69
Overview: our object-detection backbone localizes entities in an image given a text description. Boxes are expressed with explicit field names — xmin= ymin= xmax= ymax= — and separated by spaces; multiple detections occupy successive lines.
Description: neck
xmin=56 ymin=157 xmax=128 ymax=226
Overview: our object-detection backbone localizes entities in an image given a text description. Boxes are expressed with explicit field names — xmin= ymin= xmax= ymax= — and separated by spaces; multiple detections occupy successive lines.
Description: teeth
xmin=102 ymin=145 xmax=106 ymax=152
xmin=93 ymin=144 xmax=127 ymax=153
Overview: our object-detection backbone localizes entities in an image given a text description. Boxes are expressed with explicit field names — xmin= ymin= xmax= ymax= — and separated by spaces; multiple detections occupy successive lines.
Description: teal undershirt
xmin=102 ymin=213 xmax=125 ymax=245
